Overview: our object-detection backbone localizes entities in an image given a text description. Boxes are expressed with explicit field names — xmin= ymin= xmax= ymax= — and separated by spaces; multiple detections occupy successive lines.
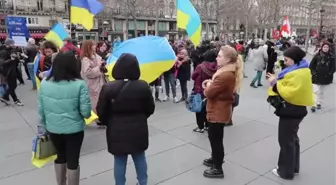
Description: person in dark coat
xmin=0 ymin=38 xmax=24 ymax=106
xmin=309 ymin=42 xmax=335 ymax=112
xmin=176 ymin=49 xmax=191 ymax=102
xmin=96 ymin=53 xmax=155 ymax=185
xmin=191 ymin=49 xmax=217 ymax=133
xmin=266 ymin=41 xmax=277 ymax=75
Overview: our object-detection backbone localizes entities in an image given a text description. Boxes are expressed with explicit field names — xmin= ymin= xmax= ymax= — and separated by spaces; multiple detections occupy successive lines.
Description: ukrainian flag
xmin=70 ymin=0 xmax=104 ymax=31
xmin=176 ymin=0 xmax=202 ymax=46
xmin=106 ymin=36 xmax=176 ymax=83
xmin=44 ymin=23 xmax=69 ymax=48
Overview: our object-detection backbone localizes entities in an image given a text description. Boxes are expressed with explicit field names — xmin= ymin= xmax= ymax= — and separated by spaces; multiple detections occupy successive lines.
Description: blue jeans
xmin=27 ymin=63 xmax=36 ymax=89
xmin=163 ymin=72 xmax=176 ymax=98
xmin=114 ymin=152 xmax=147 ymax=185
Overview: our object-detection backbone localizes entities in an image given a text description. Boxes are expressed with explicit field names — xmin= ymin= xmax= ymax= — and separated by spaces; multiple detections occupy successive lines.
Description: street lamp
xmin=103 ymin=20 xmax=109 ymax=40
xmin=319 ymin=7 xmax=325 ymax=38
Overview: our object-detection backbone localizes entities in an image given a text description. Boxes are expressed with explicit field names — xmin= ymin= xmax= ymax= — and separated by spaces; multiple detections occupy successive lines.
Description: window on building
xmin=28 ymin=18 xmax=32 ymax=24
xmin=35 ymin=18 xmax=38 ymax=24
xmin=37 ymin=0 xmax=43 ymax=11
xmin=31 ymin=18 xmax=35 ymax=24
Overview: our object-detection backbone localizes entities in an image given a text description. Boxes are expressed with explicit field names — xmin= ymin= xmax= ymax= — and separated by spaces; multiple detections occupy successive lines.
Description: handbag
xmin=186 ymin=92 xmax=203 ymax=113
xmin=34 ymin=134 xmax=57 ymax=159
xmin=233 ymin=93 xmax=240 ymax=107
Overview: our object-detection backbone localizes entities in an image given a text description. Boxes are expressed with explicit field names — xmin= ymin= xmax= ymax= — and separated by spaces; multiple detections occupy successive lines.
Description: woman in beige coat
xmin=80 ymin=40 xmax=107 ymax=126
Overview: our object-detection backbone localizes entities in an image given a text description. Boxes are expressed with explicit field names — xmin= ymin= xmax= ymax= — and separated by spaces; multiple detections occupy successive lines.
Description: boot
xmin=203 ymin=168 xmax=224 ymax=178
xmin=54 ymin=163 xmax=66 ymax=185
xmin=67 ymin=167 xmax=80 ymax=185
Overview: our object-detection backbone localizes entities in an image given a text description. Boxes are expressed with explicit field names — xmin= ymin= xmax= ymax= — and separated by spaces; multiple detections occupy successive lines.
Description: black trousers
xmin=3 ymin=76 xmax=18 ymax=101
xmin=195 ymin=106 xmax=207 ymax=129
xmin=179 ymin=79 xmax=188 ymax=99
xmin=23 ymin=61 xmax=30 ymax=79
xmin=208 ymin=122 xmax=225 ymax=170
xmin=16 ymin=66 xmax=24 ymax=84
xmin=49 ymin=131 xmax=84 ymax=170
xmin=278 ymin=117 xmax=302 ymax=178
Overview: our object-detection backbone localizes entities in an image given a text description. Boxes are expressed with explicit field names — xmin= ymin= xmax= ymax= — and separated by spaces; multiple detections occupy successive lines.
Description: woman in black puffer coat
xmin=309 ymin=42 xmax=335 ymax=112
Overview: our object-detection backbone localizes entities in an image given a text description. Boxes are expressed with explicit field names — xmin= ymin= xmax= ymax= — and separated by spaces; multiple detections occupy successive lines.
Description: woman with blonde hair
xmin=80 ymin=40 xmax=107 ymax=127
xmin=202 ymin=45 xmax=243 ymax=178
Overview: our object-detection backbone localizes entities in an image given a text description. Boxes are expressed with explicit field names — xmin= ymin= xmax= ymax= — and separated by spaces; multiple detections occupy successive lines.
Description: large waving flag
xmin=70 ymin=0 xmax=104 ymax=31
xmin=106 ymin=36 xmax=176 ymax=83
xmin=280 ymin=16 xmax=291 ymax=38
xmin=176 ymin=0 xmax=202 ymax=46
xmin=44 ymin=23 xmax=68 ymax=48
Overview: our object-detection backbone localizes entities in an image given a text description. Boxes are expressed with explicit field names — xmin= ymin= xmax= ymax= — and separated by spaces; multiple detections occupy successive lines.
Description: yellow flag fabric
xmin=85 ymin=110 xmax=98 ymax=125
xmin=31 ymin=152 xmax=57 ymax=168
xmin=268 ymin=67 xmax=314 ymax=106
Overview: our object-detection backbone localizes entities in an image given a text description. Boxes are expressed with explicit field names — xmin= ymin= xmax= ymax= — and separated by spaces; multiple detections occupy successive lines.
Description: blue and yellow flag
xmin=106 ymin=36 xmax=176 ymax=83
xmin=268 ymin=59 xmax=314 ymax=106
xmin=44 ymin=23 xmax=68 ymax=48
xmin=176 ymin=0 xmax=202 ymax=46
xmin=70 ymin=0 xmax=104 ymax=31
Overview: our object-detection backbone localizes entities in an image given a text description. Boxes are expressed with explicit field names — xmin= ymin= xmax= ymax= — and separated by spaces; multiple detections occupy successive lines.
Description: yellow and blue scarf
xmin=268 ymin=59 xmax=314 ymax=106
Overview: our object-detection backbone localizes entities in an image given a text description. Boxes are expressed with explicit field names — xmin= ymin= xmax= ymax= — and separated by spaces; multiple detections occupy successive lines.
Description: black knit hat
xmin=283 ymin=46 xmax=306 ymax=63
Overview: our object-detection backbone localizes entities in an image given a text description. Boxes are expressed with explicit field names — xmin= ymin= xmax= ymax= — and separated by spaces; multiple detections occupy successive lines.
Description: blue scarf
xmin=277 ymin=59 xmax=309 ymax=79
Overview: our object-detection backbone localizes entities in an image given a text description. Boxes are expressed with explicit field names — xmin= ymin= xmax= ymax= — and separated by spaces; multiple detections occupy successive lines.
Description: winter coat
xmin=25 ymin=44 xmax=38 ymax=63
xmin=38 ymin=79 xmax=91 ymax=134
xmin=0 ymin=46 xmax=18 ymax=79
xmin=81 ymin=54 xmax=106 ymax=113
xmin=191 ymin=62 xmax=217 ymax=96
xmin=309 ymin=51 xmax=336 ymax=85
xmin=96 ymin=53 xmax=155 ymax=155
xmin=176 ymin=59 xmax=191 ymax=81
xmin=253 ymin=45 xmax=268 ymax=71
xmin=204 ymin=63 xmax=236 ymax=123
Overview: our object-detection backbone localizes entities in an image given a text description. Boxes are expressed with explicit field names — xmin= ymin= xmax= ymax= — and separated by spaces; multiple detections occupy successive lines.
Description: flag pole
xmin=68 ymin=0 xmax=72 ymax=37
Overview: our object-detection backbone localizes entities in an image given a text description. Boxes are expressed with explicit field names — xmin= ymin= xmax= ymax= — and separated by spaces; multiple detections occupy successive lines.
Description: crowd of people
xmin=0 ymin=35 xmax=335 ymax=185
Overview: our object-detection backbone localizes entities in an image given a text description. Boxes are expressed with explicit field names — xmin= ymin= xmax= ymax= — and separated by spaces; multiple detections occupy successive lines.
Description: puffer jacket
xmin=38 ymin=79 xmax=91 ymax=134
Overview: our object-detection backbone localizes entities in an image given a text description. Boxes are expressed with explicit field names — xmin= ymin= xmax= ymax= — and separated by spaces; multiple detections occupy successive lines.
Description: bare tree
xmin=117 ymin=0 xmax=151 ymax=39
xmin=237 ymin=0 xmax=257 ymax=40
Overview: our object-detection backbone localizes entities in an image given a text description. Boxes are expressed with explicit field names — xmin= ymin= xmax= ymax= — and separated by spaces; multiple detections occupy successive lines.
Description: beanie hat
xmin=321 ymin=41 xmax=330 ymax=50
xmin=4 ymin=38 xmax=15 ymax=46
xmin=283 ymin=46 xmax=306 ymax=63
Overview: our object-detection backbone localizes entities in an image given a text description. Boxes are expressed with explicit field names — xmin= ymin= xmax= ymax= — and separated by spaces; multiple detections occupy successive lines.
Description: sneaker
xmin=177 ymin=98 xmax=186 ymax=103
xmin=203 ymin=168 xmax=224 ymax=178
xmin=193 ymin=128 xmax=204 ymax=133
xmin=162 ymin=96 xmax=169 ymax=102
xmin=317 ymin=104 xmax=321 ymax=109
xmin=204 ymin=127 xmax=209 ymax=131
xmin=155 ymin=98 xmax=162 ymax=102
xmin=14 ymin=100 xmax=24 ymax=106
xmin=173 ymin=97 xmax=179 ymax=103
xmin=311 ymin=106 xmax=316 ymax=113
xmin=250 ymin=83 xmax=257 ymax=88
xmin=243 ymin=75 xmax=248 ymax=78
xmin=272 ymin=168 xmax=294 ymax=180
xmin=257 ymin=83 xmax=263 ymax=87
xmin=0 ymin=98 xmax=10 ymax=105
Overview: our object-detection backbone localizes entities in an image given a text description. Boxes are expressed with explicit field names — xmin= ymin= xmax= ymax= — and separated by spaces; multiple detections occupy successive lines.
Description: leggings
xmin=251 ymin=71 xmax=262 ymax=85
xmin=49 ymin=131 xmax=84 ymax=170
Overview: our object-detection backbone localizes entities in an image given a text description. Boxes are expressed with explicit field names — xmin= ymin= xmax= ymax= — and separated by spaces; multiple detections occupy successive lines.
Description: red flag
xmin=280 ymin=16 xmax=291 ymax=38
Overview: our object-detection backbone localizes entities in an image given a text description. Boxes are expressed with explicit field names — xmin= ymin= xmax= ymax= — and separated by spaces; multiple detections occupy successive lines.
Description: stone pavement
xmin=0 ymin=58 xmax=335 ymax=185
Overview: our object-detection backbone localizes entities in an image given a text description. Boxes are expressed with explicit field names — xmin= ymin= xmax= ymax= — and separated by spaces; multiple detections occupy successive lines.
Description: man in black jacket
xmin=0 ymin=38 xmax=24 ymax=106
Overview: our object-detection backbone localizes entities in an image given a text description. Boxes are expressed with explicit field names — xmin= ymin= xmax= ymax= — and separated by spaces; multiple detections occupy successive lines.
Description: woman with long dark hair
xmin=38 ymin=52 xmax=91 ymax=185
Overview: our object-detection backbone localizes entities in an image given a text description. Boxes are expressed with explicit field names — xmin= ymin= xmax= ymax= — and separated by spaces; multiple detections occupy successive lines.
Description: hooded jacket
xmin=96 ymin=53 xmax=155 ymax=155
xmin=309 ymin=50 xmax=335 ymax=85
xmin=192 ymin=62 xmax=217 ymax=96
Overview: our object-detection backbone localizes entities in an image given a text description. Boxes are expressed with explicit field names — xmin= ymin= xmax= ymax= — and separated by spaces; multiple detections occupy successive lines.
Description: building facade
xmin=0 ymin=0 xmax=217 ymax=42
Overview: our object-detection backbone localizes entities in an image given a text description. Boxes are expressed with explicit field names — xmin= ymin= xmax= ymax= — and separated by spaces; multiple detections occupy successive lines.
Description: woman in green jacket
xmin=38 ymin=52 xmax=91 ymax=185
